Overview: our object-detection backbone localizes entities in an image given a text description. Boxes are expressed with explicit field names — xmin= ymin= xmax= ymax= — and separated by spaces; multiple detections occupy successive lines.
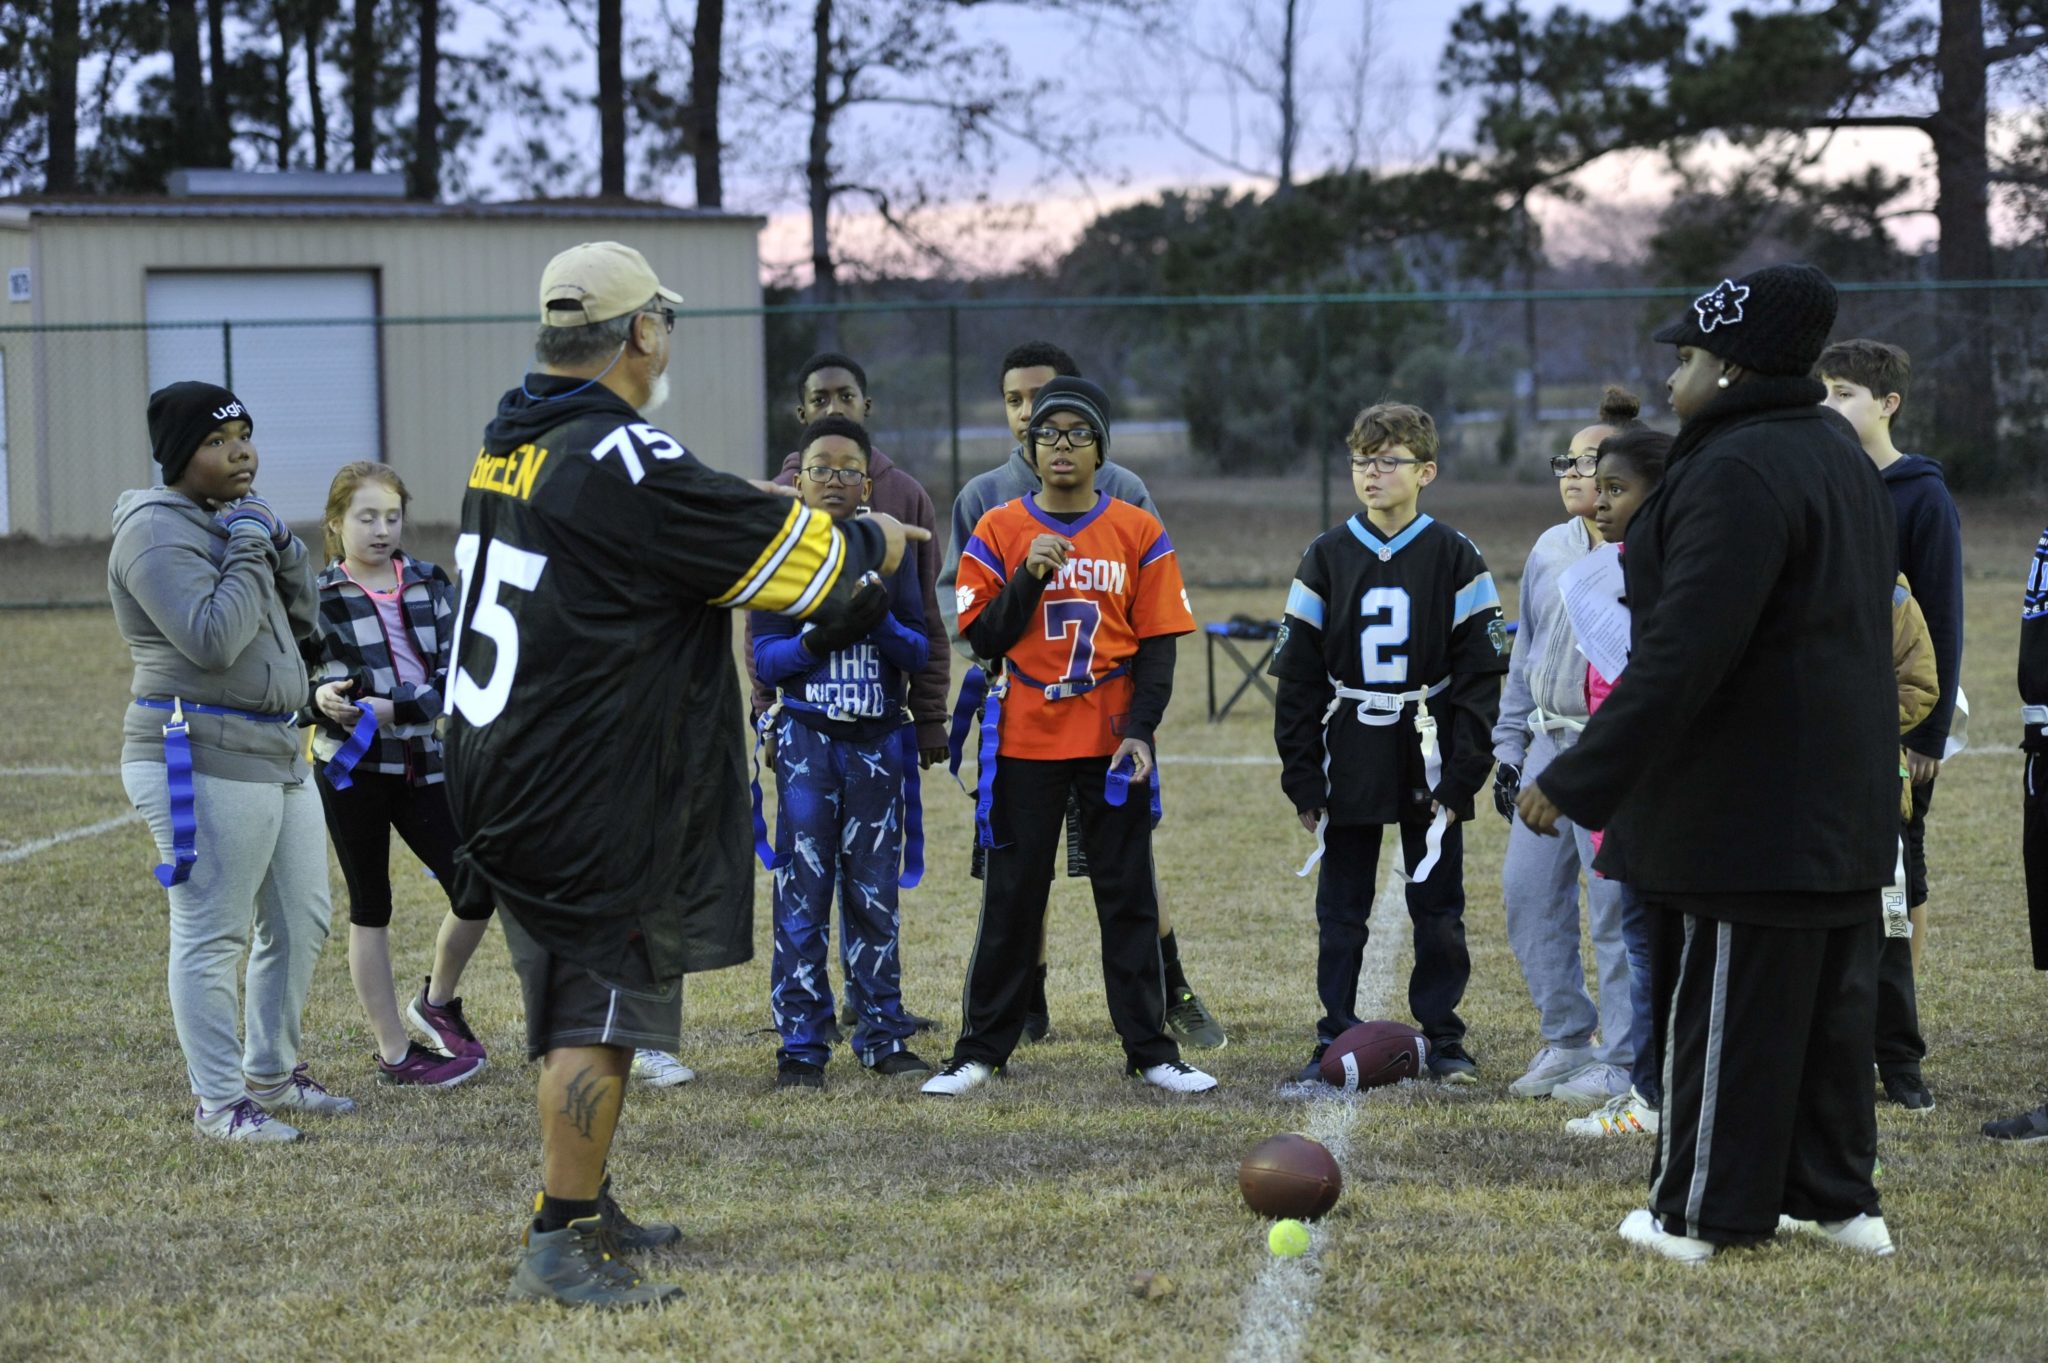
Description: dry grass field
xmin=2 ymin=480 xmax=2045 ymax=1362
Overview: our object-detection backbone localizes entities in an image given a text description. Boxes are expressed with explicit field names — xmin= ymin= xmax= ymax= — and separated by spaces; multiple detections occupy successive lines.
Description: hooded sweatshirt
xmin=744 ymin=445 xmax=949 ymax=750
xmin=937 ymin=446 xmax=1156 ymax=661
xmin=1881 ymin=454 xmax=1963 ymax=758
xmin=108 ymin=488 xmax=317 ymax=783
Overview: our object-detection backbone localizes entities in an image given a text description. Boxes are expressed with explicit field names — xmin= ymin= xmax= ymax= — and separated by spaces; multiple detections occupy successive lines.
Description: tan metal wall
xmin=11 ymin=211 xmax=764 ymax=537
xmin=0 ymin=217 xmax=34 ymax=536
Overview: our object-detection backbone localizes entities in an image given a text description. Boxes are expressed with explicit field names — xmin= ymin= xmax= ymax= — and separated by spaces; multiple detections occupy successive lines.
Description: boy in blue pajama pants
xmin=752 ymin=415 xmax=934 ymax=1088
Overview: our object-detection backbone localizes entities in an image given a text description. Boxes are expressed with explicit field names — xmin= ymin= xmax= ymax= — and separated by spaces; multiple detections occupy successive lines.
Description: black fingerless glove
xmin=1492 ymin=762 xmax=1522 ymax=820
xmin=803 ymin=574 xmax=891 ymax=655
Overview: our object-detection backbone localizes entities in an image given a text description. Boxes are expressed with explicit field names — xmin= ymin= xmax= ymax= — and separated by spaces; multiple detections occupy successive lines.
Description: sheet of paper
xmin=1557 ymin=541 xmax=1632 ymax=681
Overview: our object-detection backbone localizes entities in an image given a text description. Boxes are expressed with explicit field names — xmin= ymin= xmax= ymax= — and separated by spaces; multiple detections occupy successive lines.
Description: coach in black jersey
xmin=1521 ymin=264 xmax=1899 ymax=1263
xmin=446 ymin=241 xmax=925 ymax=1307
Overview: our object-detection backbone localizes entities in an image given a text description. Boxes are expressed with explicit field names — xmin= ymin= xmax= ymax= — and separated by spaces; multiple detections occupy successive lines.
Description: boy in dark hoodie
xmin=1821 ymin=339 xmax=1963 ymax=1113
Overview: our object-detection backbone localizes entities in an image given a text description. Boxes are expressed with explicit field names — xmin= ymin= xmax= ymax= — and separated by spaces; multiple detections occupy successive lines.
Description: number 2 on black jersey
xmin=1358 ymin=586 xmax=1410 ymax=683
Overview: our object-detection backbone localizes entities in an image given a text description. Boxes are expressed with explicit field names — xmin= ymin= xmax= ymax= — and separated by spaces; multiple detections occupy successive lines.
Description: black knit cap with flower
xmin=1652 ymin=263 xmax=1839 ymax=377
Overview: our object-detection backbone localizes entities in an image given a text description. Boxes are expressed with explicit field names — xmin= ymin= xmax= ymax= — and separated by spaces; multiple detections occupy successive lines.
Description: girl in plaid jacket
xmin=310 ymin=462 xmax=492 ymax=1087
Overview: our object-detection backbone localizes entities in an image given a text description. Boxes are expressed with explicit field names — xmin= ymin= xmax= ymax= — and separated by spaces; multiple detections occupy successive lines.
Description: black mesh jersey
xmin=1270 ymin=513 xmax=1509 ymax=825
xmin=444 ymin=376 xmax=883 ymax=977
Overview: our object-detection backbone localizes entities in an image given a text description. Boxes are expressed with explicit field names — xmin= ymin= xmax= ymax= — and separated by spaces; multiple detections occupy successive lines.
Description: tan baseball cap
xmin=538 ymin=241 xmax=683 ymax=327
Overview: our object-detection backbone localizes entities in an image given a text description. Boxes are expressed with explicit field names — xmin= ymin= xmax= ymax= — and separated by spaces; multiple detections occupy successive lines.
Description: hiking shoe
xmin=1292 ymin=1045 xmax=1330 ymax=1085
xmin=1552 ymin=1061 xmax=1633 ymax=1109
xmin=1427 ymin=1041 xmax=1479 ymax=1086
xmin=630 ymin=1050 xmax=696 ymax=1087
xmin=377 ymin=1040 xmax=485 ymax=1088
xmin=1983 ymin=1102 xmax=2048 ymax=1142
xmin=407 ymin=980 xmax=487 ymax=1061
xmin=775 ymin=1060 xmax=826 ymax=1090
xmin=869 ymin=1049 xmax=934 ymax=1077
xmin=1508 ymin=1043 xmax=1595 ymax=1099
xmin=1565 ymin=1088 xmax=1660 ymax=1138
xmin=921 ymin=1059 xmax=996 ymax=1096
xmin=508 ymin=1216 xmax=682 ymax=1309
xmin=598 ymin=1176 xmax=681 ymax=1253
xmin=1133 ymin=1060 xmax=1218 ymax=1094
xmin=1778 ymin=1212 xmax=1895 ymax=1257
xmin=1618 ymin=1208 xmax=1715 ymax=1264
xmin=1882 ymin=1071 xmax=1935 ymax=1112
xmin=194 ymin=1097 xmax=301 ymax=1144
xmin=1165 ymin=988 xmax=1228 ymax=1049
xmin=248 ymin=1064 xmax=357 ymax=1116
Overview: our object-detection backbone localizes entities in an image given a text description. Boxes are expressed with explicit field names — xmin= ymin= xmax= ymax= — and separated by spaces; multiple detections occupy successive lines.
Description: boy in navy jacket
xmin=1821 ymin=339 xmax=1963 ymax=1112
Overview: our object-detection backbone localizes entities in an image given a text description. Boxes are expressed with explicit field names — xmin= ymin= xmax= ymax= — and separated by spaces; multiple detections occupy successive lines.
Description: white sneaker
xmin=1565 ymin=1088 xmax=1660 ymax=1137
xmin=630 ymin=1050 xmax=697 ymax=1087
xmin=247 ymin=1064 xmax=357 ymax=1116
xmin=1778 ymin=1212 xmax=1895 ymax=1257
xmin=1508 ymin=1044 xmax=1595 ymax=1098
xmin=921 ymin=1059 xmax=996 ymax=1096
xmin=1618 ymin=1208 xmax=1715 ymax=1264
xmin=194 ymin=1097 xmax=301 ymax=1144
xmin=1552 ymin=1061 xmax=1634 ymax=1109
xmin=1134 ymin=1060 xmax=1218 ymax=1093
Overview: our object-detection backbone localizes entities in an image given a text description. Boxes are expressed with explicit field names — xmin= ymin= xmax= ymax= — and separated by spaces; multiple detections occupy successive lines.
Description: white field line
xmin=0 ymin=811 xmax=143 ymax=865
xmin=1161 ymin=746 xmax=2020 ymax=767
xmin=1 ymin=765 xmax=124 ymax=777
xmin=1227 ymin=865 xmax=1408 ymax=1363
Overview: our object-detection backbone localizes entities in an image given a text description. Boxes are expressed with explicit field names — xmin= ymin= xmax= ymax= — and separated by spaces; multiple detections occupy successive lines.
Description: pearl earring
xmin=1716 ymin=375 xmax=1730 ymax=388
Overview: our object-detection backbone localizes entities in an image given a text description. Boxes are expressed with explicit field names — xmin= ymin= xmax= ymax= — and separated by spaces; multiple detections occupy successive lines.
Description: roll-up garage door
xmin=145 ymin=271 xmax=381 ymax=521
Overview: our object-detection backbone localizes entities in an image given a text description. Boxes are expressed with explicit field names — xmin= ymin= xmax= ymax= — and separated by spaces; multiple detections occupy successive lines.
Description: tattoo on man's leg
xmin=561 ymin=1066 xmax=613 ymax=1141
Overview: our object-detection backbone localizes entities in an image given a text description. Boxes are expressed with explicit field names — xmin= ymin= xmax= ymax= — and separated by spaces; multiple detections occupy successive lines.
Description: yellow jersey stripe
xmin=713 ymin=501 xmax=845 ymax=615
xmin=714 ymin=502 xmax=811 ymax=608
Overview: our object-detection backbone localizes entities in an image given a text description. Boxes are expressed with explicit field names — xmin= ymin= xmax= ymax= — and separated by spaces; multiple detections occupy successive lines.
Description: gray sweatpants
xmin=1502 ymin=727 xmax=1636 ymax=1066
xmin=123 ymin=762 xmax=333 ymax=1109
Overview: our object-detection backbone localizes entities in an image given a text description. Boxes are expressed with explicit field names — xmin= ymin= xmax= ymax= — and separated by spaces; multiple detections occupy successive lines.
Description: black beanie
xmin=148 ymin=381 xmax=251 ymax=485
xmin=1651 ymin=263 xmax=1838 ymax=377
xmin=1028 ymin=376 xmax=1113 ymax=455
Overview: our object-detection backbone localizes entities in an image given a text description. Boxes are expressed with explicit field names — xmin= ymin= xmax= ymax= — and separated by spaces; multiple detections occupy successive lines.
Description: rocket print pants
xmin=770 ymin=716 xmax=917 ymax=1068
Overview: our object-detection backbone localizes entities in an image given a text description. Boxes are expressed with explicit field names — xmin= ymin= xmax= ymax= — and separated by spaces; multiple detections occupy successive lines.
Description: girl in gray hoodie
xmin=110 ymin=382 xmax=354 ymax=1143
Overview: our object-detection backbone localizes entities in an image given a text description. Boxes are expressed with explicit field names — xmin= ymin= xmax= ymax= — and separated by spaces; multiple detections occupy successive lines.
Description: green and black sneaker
xmin=1165 ymin=988 xmax=1227 ymax=1050
xmin=509 ymin=1216 xmax=682 ymax=1309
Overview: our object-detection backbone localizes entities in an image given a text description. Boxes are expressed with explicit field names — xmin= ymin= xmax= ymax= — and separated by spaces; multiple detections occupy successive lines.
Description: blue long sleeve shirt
xmin=753 ymin=554 xmax=928 ymax=742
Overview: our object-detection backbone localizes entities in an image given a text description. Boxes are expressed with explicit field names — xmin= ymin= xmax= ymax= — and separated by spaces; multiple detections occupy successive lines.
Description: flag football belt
xmin=945 ymin=662 xmax=1160 ymax=850
xmin=133 ymin=697 xmax=298 ymax=888
xmin=1527 ymin=705 xmax=1586 ymax=736
xmin=1297 ymin=678 xmax=1451 ymax=884
xmin=318 ymin=701 xmax=382 ymax=791
xmin=749 ymin=697 xmax=924 ymax=890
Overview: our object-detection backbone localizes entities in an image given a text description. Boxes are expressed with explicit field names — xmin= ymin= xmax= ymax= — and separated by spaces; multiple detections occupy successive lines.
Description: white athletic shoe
xmin=630 ymin=1050 xmax=697 ymax=1087
xmin=1565 ymin=1088 xmax=1660 ymax=1137
xmin=247 ymin=1064 xmax=357 ymax=1116
xmin=1778 ymin=1212 xmax=1895 ymax=1257
xmin=921 ymin=1059 xmax=996 ymax=1096
xmin=1134 ymin=1060 xmax=1218 ymax=1094
xmin=1508 ymin=1044 xmax=1595 ymax=1099
xmin=194 ymin=1098 xmax=301 ymax=1144
xmin=1551 ymin=1061 xmax=1634 ymax=1109
xmin=1617 ymin=1208 xmax=1716 ymax=1264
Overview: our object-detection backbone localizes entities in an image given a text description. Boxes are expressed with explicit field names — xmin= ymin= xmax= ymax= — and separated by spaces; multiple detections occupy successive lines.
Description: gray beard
xmin=638 ymin=372 xmax=672 ymax=418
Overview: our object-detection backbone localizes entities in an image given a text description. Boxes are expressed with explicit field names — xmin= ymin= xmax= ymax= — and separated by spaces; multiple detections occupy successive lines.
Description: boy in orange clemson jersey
xmin=923 ymin=377 xmax=1215 ymax=1097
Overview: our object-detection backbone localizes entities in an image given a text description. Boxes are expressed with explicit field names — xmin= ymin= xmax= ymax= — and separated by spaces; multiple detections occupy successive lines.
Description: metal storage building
xmin=0 ymin=172 xmax=765 ymax=539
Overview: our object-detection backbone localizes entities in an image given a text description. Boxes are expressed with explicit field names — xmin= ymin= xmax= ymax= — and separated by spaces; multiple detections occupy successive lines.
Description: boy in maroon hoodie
xmin=746 ymin=352 xmax=951 ymax=1034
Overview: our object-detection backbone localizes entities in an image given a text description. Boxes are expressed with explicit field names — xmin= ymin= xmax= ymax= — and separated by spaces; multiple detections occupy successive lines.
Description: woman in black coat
xmin=1520 ymin=263 xmax=1902 ymax=1262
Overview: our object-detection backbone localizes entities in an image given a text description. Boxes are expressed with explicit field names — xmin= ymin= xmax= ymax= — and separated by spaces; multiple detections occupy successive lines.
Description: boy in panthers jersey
xmin=1271 ymin=403 xmax=1508 ymax=1086
xmin=924 ymin=377 xmax=1215 ymax=1096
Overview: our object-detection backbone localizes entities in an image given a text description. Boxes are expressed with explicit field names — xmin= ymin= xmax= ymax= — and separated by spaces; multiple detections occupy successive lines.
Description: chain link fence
xmin=4 ymin=280 xmax=2044 ymax=603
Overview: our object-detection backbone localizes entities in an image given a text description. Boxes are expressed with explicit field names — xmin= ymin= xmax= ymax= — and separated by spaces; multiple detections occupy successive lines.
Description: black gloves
xmin=1492 ymin=762 xmax=1522 ymax=820
xmin=802 ymin=572 xmax=891 ymax=656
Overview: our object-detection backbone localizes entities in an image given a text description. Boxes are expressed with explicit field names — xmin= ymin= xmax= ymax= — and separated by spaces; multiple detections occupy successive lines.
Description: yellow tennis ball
xmin=1268 ymin=1219 xmax=1311 ymax=1257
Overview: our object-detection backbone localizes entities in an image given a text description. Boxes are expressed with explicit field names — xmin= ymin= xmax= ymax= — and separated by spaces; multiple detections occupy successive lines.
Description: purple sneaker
xmin=378 ymin=1040 xmax=486 ymax=1088
xmin=407 ymin=978 xmax=487 ymax=1062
